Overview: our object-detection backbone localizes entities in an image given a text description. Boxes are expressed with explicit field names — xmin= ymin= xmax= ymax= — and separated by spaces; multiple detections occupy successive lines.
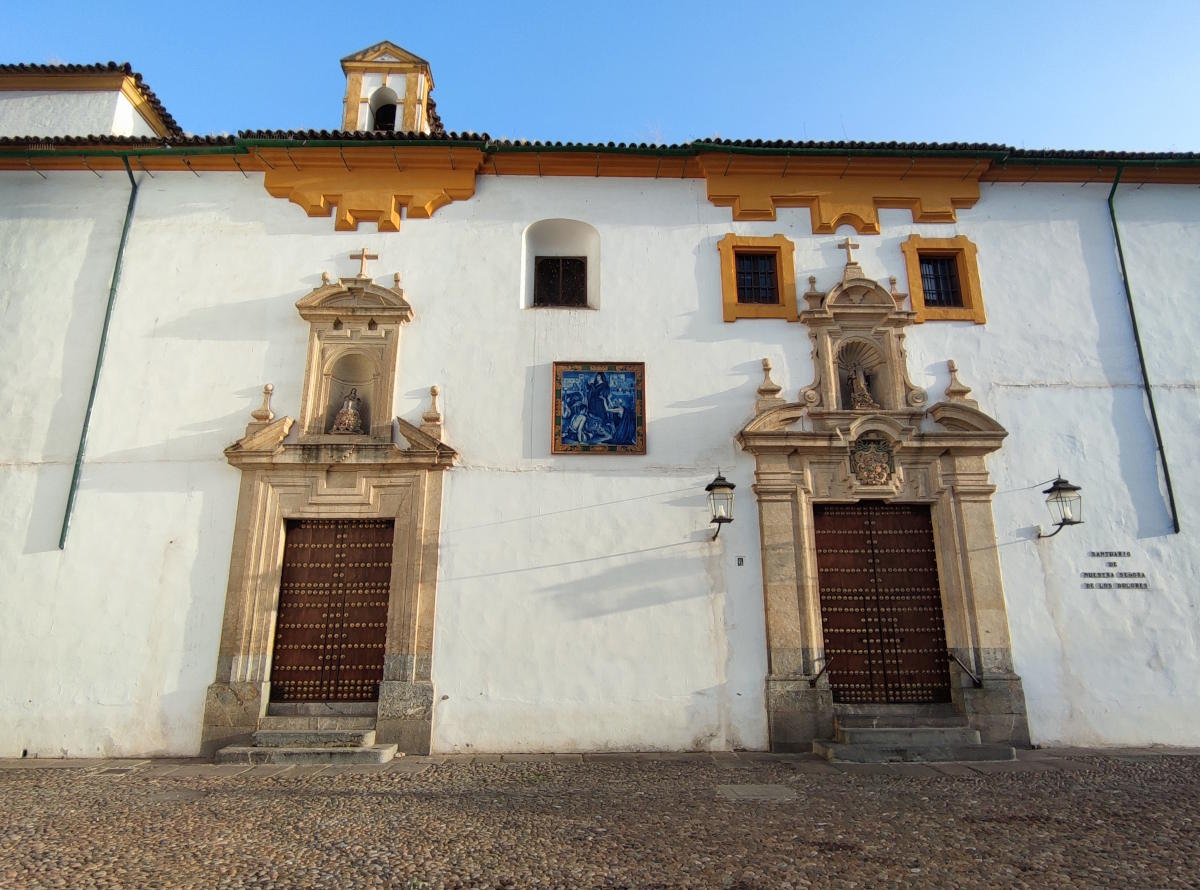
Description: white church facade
xmin=1 ymin=44 xmax=1197 ymax=760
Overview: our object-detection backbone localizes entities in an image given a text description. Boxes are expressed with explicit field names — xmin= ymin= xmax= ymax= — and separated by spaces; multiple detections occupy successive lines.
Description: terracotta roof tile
xmin=237 ymin=129 xmax=488 ymax=142
xmin=2 ymin=130 xmax=1199 ymax=166
xmin=0 ymin=134 xmax=232 ymax=147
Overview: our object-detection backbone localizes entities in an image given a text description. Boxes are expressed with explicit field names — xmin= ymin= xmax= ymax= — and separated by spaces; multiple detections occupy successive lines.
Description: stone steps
xmin=266 ymin=702 xmax=377 ymax=717
xmin=836 ymin=714 xmax=968 ymax=729
xmin=215 ymin=743 xmax=397 ymax=765
xmin=836 ymin=726 xmax=981 ymax=746
xmin=253 ymin=729 xmax=376 ymax=748
xmin=814 ymin=708 xmax=1014 ymax=763
xmin=256 ymin=716 xmax=376 ymax=731
xmin=835 ymin=704 xmax=966 ymax=730
xmin=813 ymin=740 xmax=1015 ymax=763
xmin=216 ymin=723 xmax=396 ymax=766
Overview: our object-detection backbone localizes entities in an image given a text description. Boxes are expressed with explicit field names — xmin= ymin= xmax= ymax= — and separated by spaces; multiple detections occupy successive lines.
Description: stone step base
xmin=256 ymin=716 xmax=376 ymax=731
xmin=266 ymin=702 xmax=377 ymax=717
xmin=215 ymin=744 xmax=398 ymax=765
xmin=836 ymin=714 xmax=967 ymax=730
xmin=836 ymin=727 xmax=981 ymax=746
xmin=253 ymin=729 xmax=376 ymax=748
xmin=813 ymin=740 xmax=1015 ymax=763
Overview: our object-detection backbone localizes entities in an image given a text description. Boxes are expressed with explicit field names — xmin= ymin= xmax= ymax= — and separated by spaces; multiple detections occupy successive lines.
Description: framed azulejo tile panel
xmin=552 ymin=362 xmax=646 ymax=454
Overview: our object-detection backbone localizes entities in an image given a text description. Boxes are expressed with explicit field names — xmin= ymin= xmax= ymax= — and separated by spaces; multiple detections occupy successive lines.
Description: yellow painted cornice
xmin=7 ymin=144 xmax=1200 ymax=218
xmin=259 ymin=146 xmax=484 ymax=231
xmin=0 ymin=72 xmax=128 ymax=92
xmin=696 ymin=153 xmax=983 ymax=234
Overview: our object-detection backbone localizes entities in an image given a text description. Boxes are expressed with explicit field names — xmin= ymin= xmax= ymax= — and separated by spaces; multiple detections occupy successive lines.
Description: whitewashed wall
xmin=0 ymin=166 xmax=1196 ymax=756
xmin=0 ymin=90 xmax=155 ymax=137
xmin=112 ymin=92 xmax=158 ymax=137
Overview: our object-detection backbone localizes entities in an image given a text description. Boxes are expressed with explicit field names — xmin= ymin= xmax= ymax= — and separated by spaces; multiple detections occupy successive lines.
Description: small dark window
xmin=734 ymin=252 xmax=779 ymax=304
xmin=919 ymin=255 xmax=963 ymax=307
xmin=534 ymin=256 xmax=587 ymax=307
xmin=373 ymin=103 xmax=397 ymax=131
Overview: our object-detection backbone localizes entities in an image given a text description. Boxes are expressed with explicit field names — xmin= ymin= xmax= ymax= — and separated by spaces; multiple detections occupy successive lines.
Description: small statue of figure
xmin=849 ymin=365 xmax=880 ymax=410
xmin=330 ymin=388 xmax=364 ymax=434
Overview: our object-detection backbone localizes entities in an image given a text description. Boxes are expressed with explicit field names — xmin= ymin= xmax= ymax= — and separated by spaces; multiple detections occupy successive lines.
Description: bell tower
xmin=341 ymin=41 xmax=436 ymax=134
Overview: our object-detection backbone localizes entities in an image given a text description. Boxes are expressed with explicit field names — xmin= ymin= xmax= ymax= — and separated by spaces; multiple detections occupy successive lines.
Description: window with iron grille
xmin=734 ymin=252 xmax=780 ymax=304
xmin=533 ymin=256 xmax=588 ymax=307
xmin=919 ymin=255 xmax=963 ymax=308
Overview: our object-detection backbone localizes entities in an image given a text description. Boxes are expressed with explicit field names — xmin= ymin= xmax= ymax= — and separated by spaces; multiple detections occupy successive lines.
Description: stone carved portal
xmin=201 ymin=260 xmax=457 ymax=757
xmin=739 ymin=253 xmax=1029 ymax=751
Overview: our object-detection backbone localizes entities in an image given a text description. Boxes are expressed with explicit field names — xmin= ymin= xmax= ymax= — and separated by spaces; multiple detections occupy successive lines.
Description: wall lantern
xmin=706 ymin=470 xmax=736 ymax=540
xmin=1037 ymin=476 xmax=1083 ymax=538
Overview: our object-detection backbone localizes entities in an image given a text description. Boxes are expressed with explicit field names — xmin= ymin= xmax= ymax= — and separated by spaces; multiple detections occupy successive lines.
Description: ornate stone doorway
xmin=201 ymin=260 xmax=457 ymax=756
xmin=738 ymin=249 xmax=1029 ymax=751
xmin=813 ymin=502 xmax=951 ymax=705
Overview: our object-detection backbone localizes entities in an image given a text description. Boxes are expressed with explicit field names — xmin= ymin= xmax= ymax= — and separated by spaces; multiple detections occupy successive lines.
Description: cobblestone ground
xmin=1 ymin=750 xmax=1198 ymax=888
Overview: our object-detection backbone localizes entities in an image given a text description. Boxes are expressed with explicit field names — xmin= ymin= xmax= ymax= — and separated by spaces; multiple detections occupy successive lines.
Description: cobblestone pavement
xmin=2 ymin=749 xmax=1198 ymax=888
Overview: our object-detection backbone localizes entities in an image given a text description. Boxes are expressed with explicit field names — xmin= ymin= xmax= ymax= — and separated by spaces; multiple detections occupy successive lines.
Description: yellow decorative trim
xmin=698 ymin=154 xmax=982 ymax=234
xmin=899 ymin=234 xmax=986 ymax=324
xmin=260 ymin=147 xmax=483 ymax=231
xmin=717 ymin=234 xmax=798 ymax=322
xmin=0 ymin=73 xmax=126 ymax=92
xmin=404 ymin=73 xmax=419 ymax=131
xmin=342 ymin=71 xmax=364 ymax=129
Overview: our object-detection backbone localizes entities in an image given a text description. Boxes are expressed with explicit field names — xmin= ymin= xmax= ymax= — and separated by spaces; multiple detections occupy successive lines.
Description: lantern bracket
xmin=1037 ymin=518 xmax=1083 ymax=539
xmin=1036 ymin=475 xmax=1083 ymax=538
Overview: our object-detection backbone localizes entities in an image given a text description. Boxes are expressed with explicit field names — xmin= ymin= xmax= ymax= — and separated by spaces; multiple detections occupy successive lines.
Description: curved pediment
xmin=741 ymin=402 xmax=811 ymax=434
xmin=296 ymin=275 xmax=413 ymax=323
xmin=845 ymin=412 xmax=915 ymax=443
xmin=928 ymin=401 xmax=1007 ymax=433
xmin=825 ymin=275 xmax=896 ymax=310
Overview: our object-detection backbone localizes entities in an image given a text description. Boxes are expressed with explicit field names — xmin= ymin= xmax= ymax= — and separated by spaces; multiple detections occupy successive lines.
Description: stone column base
xmin=766 ymin=678 xmax=833 ymax=752
xmin=200 ymin=681 xmax=267 ymax=757
xmin=952 ymin=670 xmax=1030 ymax=747
xmin=377 ymin=680 xmax=434 ymax=754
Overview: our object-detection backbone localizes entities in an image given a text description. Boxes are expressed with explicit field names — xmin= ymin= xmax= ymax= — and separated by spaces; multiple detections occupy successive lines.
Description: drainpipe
xmin=1107 ymin=165 xmax=1180 ymax=534
xmin=58 ymin=156 xmax=140 ymax=549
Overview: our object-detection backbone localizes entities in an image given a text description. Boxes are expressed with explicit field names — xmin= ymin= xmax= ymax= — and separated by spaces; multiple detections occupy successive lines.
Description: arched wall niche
xmin=521 ymin=218 xmax=600 ymax=308
xmin=369 ymin=87 xmax=399 ymax=131
xmin=323 ymin=350 xmax=379 ymax=434
xmin=835 ymin=339 xmax=886 ymax=410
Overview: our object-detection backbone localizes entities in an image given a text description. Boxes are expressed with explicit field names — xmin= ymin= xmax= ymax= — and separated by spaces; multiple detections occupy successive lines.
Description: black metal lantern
xmin=706 ymin=470 xmax=736 ymax=540
xmin=1038 ymin=476 xmax=1083 ymax=538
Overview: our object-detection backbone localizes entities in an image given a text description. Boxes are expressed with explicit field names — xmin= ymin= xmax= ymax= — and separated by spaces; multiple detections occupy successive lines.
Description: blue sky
xmin=5 ymin=0 xmax=1200 ymax=150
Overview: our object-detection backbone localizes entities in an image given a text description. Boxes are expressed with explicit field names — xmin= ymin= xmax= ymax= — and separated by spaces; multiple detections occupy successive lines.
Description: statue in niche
xmin=848 ymin=364 xmax=880 ymax=410
xmin=330 ymin=388 xmax=365 ymax=434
